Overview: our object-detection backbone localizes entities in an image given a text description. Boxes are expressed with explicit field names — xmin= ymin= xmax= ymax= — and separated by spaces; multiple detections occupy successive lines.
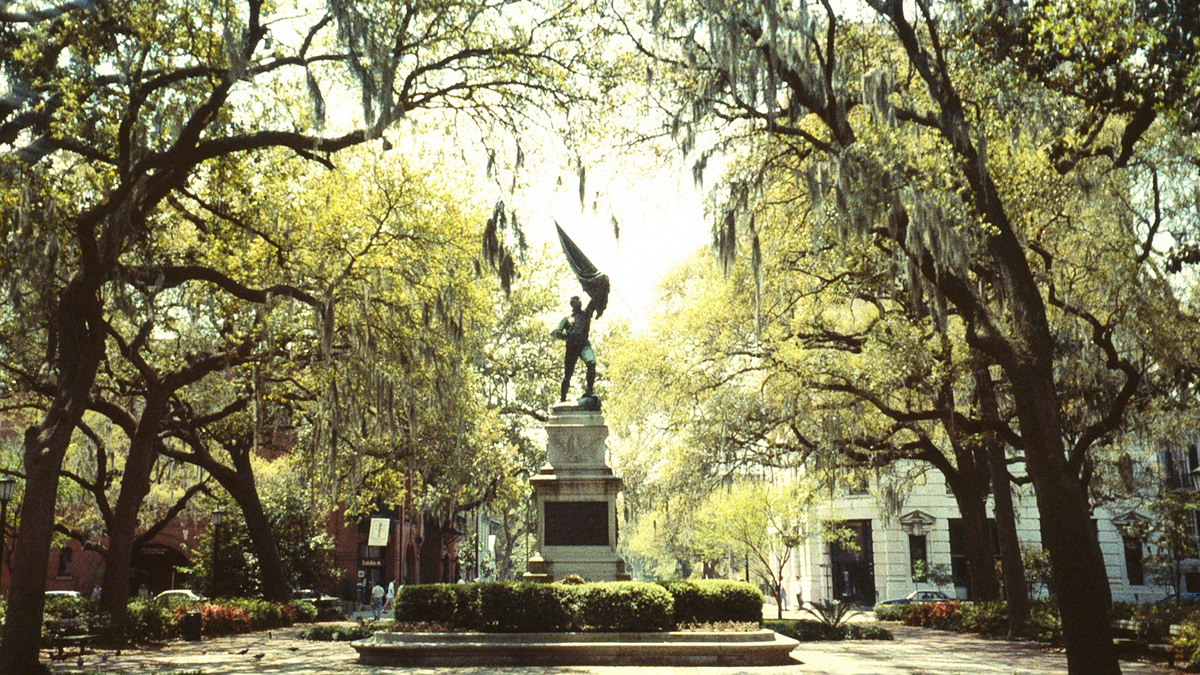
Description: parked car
xmin=877 ymin=590 xmax=951 ymax=606
xmin=293 ymin=589 xmax=344 ymax=620
xmin=153 ymin=589 xmax=205 ymax=604
xmin=45 ymin=590 xmax=83 ymax=600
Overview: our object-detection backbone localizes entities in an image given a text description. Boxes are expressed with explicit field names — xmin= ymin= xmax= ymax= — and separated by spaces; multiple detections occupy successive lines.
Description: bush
xmin=766 ymin=619 xmax=841 ymax=641
xmin=577 ymin=582 xmax=673 ymax=632
xmin=872 ymin=604 xmax=905 ymax=621
xmin=901 ymin=601 xmax=963 ymax=631
xmin=43 ymin=595 xmax=91 ymax=623
xmin=1028 ymin=599 xmax=1062 ymax=645
xmin=289 ymin=599 xmax=319 ymax=623
xmin=395 ymin=584 xmax=466 ymax=626
xmin=475 ymin=582 xmax=576 ymax=632
xmin=218 ymin=598 xmax=295 ymax=631
xmin=300 ymin=624 xmax=375 ymax=641
xmin=191 ymin=603 xmax=251 ymax=636
xmin=764 ymin=619 xmax=892 ymax=641
xmin=126 ymin=598 xmax=180 ymax=643
xmin=842 ymin=623 xmax=893 ymax=640
xmin=1118 ymin=601 xmax=1197 ymax=643
xmin=658 ymin=580 xmax=762 ymax=626
xmin=1171 ymin=619 xmax=1200 ymax=669
xmin=395 ymin=581 xmax=680 ymax=632
xmin=958 ymin=600 xmax=1008 ymax=636
xmin=559 ymin=574 xmax=586 ymax=585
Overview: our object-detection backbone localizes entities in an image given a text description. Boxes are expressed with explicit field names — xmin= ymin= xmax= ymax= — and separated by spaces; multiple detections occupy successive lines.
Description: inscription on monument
xmin=544 ymin=501 xmax=608 ymax=546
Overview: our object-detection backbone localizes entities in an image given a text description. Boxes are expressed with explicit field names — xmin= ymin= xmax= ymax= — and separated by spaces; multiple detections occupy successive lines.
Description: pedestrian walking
xmin=371 ymin=581 xmax=385 ymax=620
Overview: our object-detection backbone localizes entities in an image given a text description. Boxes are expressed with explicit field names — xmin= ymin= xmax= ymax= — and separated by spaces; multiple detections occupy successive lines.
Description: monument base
xmin=526 ymin=405 xmax=628 ymax=583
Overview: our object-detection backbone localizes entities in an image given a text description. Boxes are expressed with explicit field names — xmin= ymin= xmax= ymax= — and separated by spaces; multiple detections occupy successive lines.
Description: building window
xmin=909 ymin=534 xmax=928 ymax=580
xmin=56 ymin=547 xmax=73 ymax=578
xmin=1123 ymin=536 xmax=1144 ymax=586
xmin=846 ymin=473 xmax=869 ymax=496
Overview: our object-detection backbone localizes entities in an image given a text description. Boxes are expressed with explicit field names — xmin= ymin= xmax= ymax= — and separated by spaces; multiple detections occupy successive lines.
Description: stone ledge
xmin=352 ymin=629 xmax=800 ymax=666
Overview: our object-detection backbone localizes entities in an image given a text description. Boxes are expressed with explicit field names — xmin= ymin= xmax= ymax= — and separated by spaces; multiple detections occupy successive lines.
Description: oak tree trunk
xmin=972 ymin=359 xmax=1029 ymax=637
xmin=98 ymin=394 xmax=172 ymax=633
xmin=1 ymin=279 xmax=105 ymax=674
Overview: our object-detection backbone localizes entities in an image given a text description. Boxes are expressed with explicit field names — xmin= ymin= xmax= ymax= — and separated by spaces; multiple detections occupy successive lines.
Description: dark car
xmin=294 ymin=589 xmax=344 ymax=620
xmin=877 ymin=590 xmax=951 ymax=606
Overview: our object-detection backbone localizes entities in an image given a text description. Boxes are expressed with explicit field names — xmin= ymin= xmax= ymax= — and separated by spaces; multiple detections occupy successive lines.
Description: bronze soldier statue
xmin=552 ymin=295 xmax=599 ymax=402
xmin=554 ymin=223 xmax=609 ymax=408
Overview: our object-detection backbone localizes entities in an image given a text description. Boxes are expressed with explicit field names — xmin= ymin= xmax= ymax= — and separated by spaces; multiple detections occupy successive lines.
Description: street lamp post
xmin=211 ymin=508 xmax=225 ymax=598
xmin=0 ymin=476 xmax=15 ymax=597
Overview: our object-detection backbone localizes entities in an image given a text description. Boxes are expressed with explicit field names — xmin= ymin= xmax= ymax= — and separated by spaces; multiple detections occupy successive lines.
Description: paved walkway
xmin=44 ymin=616 xmax=1177 ymax=674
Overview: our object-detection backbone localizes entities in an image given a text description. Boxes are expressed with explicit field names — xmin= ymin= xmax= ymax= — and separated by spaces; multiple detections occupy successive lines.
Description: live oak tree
xmin=609 ymin=236 xmax=1015 ymax=616
xmin=629 ymin=1 xmax=1200 ymax=671
xmin=0 ymin=0 xmax=615 ymax=669
xmin=473 ymin=248 xmax=565 ymax=580
xmin=692 ymin=479 xmax=815 ymax=620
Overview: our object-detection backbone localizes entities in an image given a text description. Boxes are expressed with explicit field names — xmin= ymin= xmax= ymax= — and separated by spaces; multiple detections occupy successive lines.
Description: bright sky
xmin=515 ymin=156 xmax=712 ymax=327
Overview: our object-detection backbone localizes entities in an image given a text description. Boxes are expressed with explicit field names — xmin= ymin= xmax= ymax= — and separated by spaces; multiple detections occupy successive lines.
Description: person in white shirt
xmin=371 ymin=582 xmax=385 ymax=620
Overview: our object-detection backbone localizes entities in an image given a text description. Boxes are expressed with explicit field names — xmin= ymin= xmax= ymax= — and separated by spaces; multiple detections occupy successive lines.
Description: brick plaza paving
xmin=44 ymin=621 xmax=1176 ymax=675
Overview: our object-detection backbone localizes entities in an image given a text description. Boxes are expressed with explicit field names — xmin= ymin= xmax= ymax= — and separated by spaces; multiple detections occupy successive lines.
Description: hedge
xmin=397 ymin=580 xmax=747 ymax=632
xmin=577 ymin=582 xmax=673 ymax=632
xmin=475 ymin=582 xmax=576 ymax=632
xmin=394 ymin=583 xmax=471 ymax=627
xmin=658 ymin=580 xmax=763 ymax=626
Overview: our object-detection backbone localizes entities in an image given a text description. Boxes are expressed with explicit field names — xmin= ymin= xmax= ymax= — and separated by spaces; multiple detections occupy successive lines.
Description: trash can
xmin=182 ymin=610 xmax=202 ymax=641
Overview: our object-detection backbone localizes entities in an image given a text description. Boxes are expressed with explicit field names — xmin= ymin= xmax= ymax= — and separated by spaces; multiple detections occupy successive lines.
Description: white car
xmin=153 ymin=589 xmax=205 ymax=603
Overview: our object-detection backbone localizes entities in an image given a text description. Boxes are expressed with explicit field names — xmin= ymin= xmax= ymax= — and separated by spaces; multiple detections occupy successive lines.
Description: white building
xmin=781 ymin=461 xmax=1179 ymax=607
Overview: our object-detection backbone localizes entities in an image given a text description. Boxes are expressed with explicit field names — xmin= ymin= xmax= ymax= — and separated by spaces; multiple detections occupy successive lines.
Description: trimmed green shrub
xmin=300 ymin=624 xmax=375 ymax=641
xmin=658 ymin=580 xmax=762 ymax=626
xmin=475 ymin=582 xmax=575 ymax=632
xmin=872 ymin=604 xmax=905 ymax=621
xmin=576 ymin=582 xmax=673 ymax=632
xmin=395 ymin=584 xmax=466 ymax=625
xmin=395 ymin=581 xmax=682 ymax=632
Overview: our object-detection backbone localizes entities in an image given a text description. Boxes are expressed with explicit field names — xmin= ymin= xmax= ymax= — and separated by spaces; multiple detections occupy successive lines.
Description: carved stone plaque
xmin=544 ymin=501 xmax=608 ymax=546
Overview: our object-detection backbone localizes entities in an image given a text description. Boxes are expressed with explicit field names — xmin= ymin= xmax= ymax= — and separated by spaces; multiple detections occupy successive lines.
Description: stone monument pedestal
xmin=524 ymin=402 xmax=628 ymax=582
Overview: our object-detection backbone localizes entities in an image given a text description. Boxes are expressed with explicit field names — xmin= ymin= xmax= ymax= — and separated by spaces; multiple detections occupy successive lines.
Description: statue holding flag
xmin=552 ymin=224 xmax=610 ymax=409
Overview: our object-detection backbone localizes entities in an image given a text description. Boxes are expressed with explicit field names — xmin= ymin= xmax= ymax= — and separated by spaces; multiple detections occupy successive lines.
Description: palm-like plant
xmin=801 ymin=600 xmax=860 ymax=629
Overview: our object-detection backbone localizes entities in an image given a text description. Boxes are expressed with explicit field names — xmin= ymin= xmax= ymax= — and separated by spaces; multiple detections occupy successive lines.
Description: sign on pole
xmin=368 ymin=517 xmax=390 ymax=547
